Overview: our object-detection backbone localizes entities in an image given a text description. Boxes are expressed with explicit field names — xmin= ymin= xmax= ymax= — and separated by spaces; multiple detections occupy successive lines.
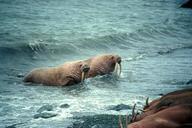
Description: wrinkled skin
xmin=84 ymin=54 xmax=121 ymax=78
xmin=23 ymin=61 xmax=89 ymax=86
xmin=128 ymin=104 xmax=192 ymax=128
xmin=136 ymin=89 xmax=192 ymax=121
xmin=144 ymin=88 xmax=192 ymax=111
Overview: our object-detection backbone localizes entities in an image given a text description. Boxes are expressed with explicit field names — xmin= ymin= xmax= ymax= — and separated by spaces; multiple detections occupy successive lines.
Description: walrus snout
xmin=80 ymin=64 xmax=90 ymax=73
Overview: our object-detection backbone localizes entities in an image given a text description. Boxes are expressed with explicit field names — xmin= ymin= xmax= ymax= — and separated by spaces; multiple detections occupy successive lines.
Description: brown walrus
xmin=144 ymin=88 xmax=192 ymax=111
xmin=23 ymin=54 xmax=122 ymax=86
xmin=23 ymin=61 xmax=90 ymax=86
xmin=128 ymin=104 xmax=192 ymax=128
xmin=136 ymin=89 xmax=192 ymax=121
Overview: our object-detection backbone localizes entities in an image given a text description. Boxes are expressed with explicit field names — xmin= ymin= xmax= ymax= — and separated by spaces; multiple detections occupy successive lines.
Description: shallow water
xmin=0 ymin=0 xmax=192 ymax=127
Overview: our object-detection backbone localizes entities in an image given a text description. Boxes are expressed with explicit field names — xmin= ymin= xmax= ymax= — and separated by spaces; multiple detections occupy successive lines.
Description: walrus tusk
xmin=114 ymin=63 xmax=121 ymax=77
xmin=114 ymin=63 xmax=118 ymax=76
xmin=118 ymin=63 xmax=121 ymax=76
xmin=81 ymin=72 xmax=85 ymax=83
xmin=139 ymin=109 xmax=147 ymax=112
xmin=145 ymin=97 xmax=149 ymax=107
xmin=138 ymin=109 xmax=145 ymax=112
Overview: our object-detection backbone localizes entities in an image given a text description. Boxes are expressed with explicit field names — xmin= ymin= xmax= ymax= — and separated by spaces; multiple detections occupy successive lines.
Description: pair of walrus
xmin=23 ymin=54 xmax=121 ymax=86
xmin=127 ymin=89 xmax=192 ymax=128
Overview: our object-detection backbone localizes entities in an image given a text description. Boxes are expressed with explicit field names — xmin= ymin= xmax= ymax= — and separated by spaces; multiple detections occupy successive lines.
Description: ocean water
xmin=0 ymin=0 xmax=192 ymax=127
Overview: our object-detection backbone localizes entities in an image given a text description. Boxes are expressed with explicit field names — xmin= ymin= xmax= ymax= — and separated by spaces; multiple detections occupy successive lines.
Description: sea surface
xmin=0 ymin=0 xmax=192 ymax=127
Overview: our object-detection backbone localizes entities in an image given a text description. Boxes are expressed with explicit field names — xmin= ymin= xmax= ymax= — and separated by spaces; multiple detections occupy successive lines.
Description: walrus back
xmin=23 ymin=68 xmax=53 ymax=84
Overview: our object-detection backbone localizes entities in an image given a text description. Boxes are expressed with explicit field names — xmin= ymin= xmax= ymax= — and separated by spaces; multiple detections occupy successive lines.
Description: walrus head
xmin=79 ymin=54 xmax=122 ymax=78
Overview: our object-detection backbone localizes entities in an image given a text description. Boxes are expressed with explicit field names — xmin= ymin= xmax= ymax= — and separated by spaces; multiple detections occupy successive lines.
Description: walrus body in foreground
xmin=127 ymin=89 xmax=192 ymax=128
xmin=129 ymin=104 xmax=192 ymax=128
xmin=23 ymin=54 xmax=121 ymax=86
xmin=136 ymin=89 xmax=192 ymax=121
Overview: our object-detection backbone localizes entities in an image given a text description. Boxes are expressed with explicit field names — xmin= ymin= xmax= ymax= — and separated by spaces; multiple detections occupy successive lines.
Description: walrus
xmin=84 ymin=54 xmax=121 ymax=78
xmin=128 ymin=104 xmax=192 ymax=128
xmin=23 ymin=54 xmax=122 ymax=86
xmin=144 ymin=89 xmax=192 ymax=111
xmin=23 ymin=61 xmax=90 ymax=86
xmin=136 ymin=89 xmax=192 ymax=121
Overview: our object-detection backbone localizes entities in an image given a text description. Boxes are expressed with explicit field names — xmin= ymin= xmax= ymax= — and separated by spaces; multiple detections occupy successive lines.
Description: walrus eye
xmin=82 ymin=65 xmax=90 ymax=72
xmin=111 ymin=56 xmax=114 ymax=60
